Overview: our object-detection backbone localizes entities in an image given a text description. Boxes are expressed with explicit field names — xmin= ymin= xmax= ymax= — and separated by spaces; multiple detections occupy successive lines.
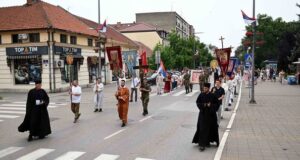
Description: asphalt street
xmin=0 ymin=82 xmax=238 ymax=160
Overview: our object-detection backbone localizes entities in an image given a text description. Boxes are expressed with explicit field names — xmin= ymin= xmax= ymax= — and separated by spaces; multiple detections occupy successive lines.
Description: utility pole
xmin=98 ymin=0 xmax=102 ymax=80
xmin=250 ymin=0 xmax=256 ymax=104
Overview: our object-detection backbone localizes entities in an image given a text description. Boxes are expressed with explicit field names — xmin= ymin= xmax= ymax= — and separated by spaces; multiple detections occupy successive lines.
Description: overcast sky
xmin=1 ymin=0 xmax=299 ymax=51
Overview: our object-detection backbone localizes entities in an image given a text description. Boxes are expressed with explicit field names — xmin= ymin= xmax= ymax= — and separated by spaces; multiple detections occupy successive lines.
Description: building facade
xmin=0 ymin=0 xmax=138 ymax=92
xmin=136 ymin=12 xmax=195 ymax=39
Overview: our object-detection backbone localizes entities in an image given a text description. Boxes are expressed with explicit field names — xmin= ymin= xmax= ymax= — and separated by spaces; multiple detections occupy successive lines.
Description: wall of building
xmin=136 ymin=12 xmax=176 ymax=32
xmin=122 ymin=32 xmax=162 ymax=51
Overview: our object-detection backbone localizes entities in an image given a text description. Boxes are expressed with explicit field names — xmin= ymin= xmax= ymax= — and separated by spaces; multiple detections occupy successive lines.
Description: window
xmin=60 ymin=34 xmax=67 ymax=43
xmin=0 ymin=35 xmax=2 ymax=44
xmin=14 ymin=58 xmax=41 ymax=84
xmin=12 ymin=34 xmax=21 ymax=43
xmin=29 ymin=33 xmax=40 ymax=42
xmin=88 ymin=38 xmax=93 ymax=47
xmin=70 ymin=36 xmax=77 ymax=45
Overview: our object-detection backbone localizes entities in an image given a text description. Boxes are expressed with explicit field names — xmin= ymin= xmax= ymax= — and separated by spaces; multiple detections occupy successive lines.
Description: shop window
xmin=14 ymin=58 xmax=42 ymax=84
xmin=60 ymin=34 xmax=67 ymax=43
xmin=88 ymin=38 xmax=93 ymax=47
xmin=70 ymin=36 xmax=77 ymax=45
xmin=12 ymin=34 xmax=22 ymax=43
xmin=60 ymin=59 xmax=79 ymax=83
xmin=29 ymin=33 xmax=40 ymax=42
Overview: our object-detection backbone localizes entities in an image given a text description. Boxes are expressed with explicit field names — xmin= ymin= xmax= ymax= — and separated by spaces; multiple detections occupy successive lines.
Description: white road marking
xmin=104 ymin=129 xmax=126 ymax=140
xmin=139 ymin=115 xmax=153 ymax=122
xmin=186 ymin=90 xmax=199 ymax=97
xmin=54 ymin=151 xmax=85 ymax=160
xmin=0 ymin=115 xmax=19 ymax=118
xmin=0 ymin=104 xmax=25 ymax=107
xmin=16 ymin=148 xmax=54 ymax=160
xmin=135 ymin=158 xmax=154 ymax=160
xmin=94 ymin=154 xmax=120 ymax=160
xmin=0 ymin=110 xmax=25 ymax=114
xmin=173 ymin=90 xmax=186 ymax=96
xmin=13 ymin=102 xmax=66 ymax=105
xmin=214 ymin=83 xmax=242 ymax=160
xmin=0 ymin=107 xmax=25 ymax=110
xmin=0 ymin=147 xmax=23 ymax=159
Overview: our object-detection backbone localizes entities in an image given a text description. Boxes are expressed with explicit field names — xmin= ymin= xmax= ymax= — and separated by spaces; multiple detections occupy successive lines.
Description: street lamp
xmin=98 ymin=0 xmax=102 ymax=80
xmin=250 ymin=0 xmax=256 ymax=104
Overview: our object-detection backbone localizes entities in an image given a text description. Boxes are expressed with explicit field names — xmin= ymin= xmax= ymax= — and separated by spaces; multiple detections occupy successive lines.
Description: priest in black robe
xmin=192 ymin=83 xmax=219 ymax=151
xmin=18 ymin=80 xmax=51 ymax=141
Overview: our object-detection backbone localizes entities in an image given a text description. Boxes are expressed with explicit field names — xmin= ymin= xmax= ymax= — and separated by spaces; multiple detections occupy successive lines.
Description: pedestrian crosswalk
xmin=150 ymin=89 xmax=200 ymax=98
xmin=0 ymin=101 xmax=66 ymax=123
xmin=0 ymin=146 xmax=155 ymax=160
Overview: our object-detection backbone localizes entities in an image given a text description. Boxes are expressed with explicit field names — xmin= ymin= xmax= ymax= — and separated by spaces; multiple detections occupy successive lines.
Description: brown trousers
xmin=71 ymin=103 xmax=80 ymax=118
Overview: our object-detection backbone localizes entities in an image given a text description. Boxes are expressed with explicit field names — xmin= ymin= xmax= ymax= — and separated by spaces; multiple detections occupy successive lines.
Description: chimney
xmin=27 ymin=0 xmax=39 ymax=5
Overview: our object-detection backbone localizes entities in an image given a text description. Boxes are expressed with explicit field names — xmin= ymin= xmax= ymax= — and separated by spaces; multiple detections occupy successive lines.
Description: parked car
xmin=146 ymin=72 xmax=158 ymax=85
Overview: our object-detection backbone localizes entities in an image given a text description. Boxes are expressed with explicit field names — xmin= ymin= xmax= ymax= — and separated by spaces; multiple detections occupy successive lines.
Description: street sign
xmin=244 ymin=53 xmax=252 ymax=68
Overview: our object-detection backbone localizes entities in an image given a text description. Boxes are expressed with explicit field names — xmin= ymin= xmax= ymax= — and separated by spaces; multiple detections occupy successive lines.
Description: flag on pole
xmin=241 ymin=10 xmax=256 ymax=25
xmin=157 ymin=60 xmax=167 ymax=78
xmin=97 ymin=19 xmax=107 ymax=33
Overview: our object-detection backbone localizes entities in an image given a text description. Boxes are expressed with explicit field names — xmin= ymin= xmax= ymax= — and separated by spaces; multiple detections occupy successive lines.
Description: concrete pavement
xmin=221 ymin=81 xmax=300 ymax=160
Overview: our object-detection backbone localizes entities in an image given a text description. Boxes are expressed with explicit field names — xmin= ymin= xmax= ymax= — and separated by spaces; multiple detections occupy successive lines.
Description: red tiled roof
xmin=76 ymin=16 xmax=138 ymax=48
xmin=0 ymin=1 xmax=98 ymax=36
xmin=119 ymin=22 xmax=164 ymax=33
xmin=110 ymin=22 xmax=136 ymax=31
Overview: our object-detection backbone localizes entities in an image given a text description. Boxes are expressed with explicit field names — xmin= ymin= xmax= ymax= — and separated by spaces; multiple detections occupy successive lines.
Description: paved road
xmin=0 ymin=82 xmax=240 ymax=160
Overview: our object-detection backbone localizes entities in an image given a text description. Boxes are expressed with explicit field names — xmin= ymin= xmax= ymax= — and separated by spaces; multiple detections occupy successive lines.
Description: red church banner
xmin=106 ymin=46 xmax=122 ymax=72
xmin=215 ymin=48 xmax=231 ymax=76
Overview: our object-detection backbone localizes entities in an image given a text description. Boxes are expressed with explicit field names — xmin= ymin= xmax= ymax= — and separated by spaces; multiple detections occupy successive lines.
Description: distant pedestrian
xmin=183 ymin=71 xmax=191 ymax=94
xmin=192 ymin=83 xmax=219 ymax=151
xmin=130 ymin=75 xmax=140 ymax=102
xmin=18 ymin=80 xmax=51 ymax=142
xmin=93 ymin=78 xmax=104 ymax=112
xmin=140 ymin=78 xmax=152 ymax=116
xmin=156 ymin=72 xmax=164 ymax=95
xmin=189 ymin=71 xmax=193 ymax=92
xmin=211 ymin=79 xmax=225 ymax=125
xmin=164 ymin=73 xmax=172 ymax=93
xmin=279 ymin=70 xmax=285 ymax=84
xmin=115 ymin=80 xmax=130 ymax=127
xmin=70 ymin=80 xmax=82 ymax=123
xmin=224 ymin=76 xmax=233 ymax=111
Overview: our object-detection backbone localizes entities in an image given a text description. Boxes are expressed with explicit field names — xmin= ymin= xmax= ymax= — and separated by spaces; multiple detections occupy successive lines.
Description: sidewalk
xmin=221 ymin=81 xmax=300 ymax=160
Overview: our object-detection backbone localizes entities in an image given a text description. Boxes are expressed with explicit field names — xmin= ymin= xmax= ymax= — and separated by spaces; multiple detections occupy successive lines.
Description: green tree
xmin=149 ymin=31 xmax=212 ymax=70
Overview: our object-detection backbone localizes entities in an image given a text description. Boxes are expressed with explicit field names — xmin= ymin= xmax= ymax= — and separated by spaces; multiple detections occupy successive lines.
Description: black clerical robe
xmin=192 ymin=92 xmax=219 ymax=147
xmin=18 ymin=88 xmax=51 ymax=137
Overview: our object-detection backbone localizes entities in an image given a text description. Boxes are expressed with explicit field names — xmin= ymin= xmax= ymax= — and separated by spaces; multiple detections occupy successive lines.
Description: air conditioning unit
xmin=18 ymin=33 xmax=28 ymax=40
xmin=55 ymin=60 xmax=65 ymax=68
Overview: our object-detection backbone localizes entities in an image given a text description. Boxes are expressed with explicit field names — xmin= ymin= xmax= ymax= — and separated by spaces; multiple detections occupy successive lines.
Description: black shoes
xmin=199 ymin=146 xmax=205 ymax=151
xmin=94 ymin=109 xmax=102 ymax=112
xmin=99 ymin=108 xmax=102 ymax=112
xmin=121 ymin=123 xmax=126 ymax=127
xmin=27 ymin=135 xmax=33 ymax=142
xmin=94 ymin=109 xmax=98 ymax=112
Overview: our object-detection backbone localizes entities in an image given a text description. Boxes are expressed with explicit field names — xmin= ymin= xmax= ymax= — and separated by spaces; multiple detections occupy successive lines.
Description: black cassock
xmin=192 ymin=92 xmax=219 ymax=147
xmin=18 ymin=88 xmax=51 ymax=137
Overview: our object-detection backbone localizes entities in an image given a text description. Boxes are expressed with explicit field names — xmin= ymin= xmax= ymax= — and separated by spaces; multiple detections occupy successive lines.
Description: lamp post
xmin=98 ymin=0 xmax=102 ymax=80
xmin=250 ymin=0 xmax=256 ymax=104
xmin=193 ymin=32 xmax=203 ymax=69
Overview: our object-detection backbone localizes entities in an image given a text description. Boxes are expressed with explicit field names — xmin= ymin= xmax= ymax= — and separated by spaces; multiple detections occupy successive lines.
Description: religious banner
xmin=226 ymin=58 xmax=237 ymax=77
xmin=190 ymin=70 xmax=202 ymax=84
xmin=140 ymin=51 xmax=148 ymax=73
xmin=210 ymin=60 xmax=219 ymax=69
xmin=106 ymin=46 xmax=122 ymax=74
xmin=122 ymin=50 xmax=138 ymax=77
xmin=215 ymin=48 xmax=231 ymax=76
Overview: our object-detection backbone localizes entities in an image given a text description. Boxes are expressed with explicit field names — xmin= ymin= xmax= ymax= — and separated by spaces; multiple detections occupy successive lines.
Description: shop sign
xmin=6 ymin=46 xmax=48 ymax=56
xmin=54 ymin=46 xmax=81 ymax=56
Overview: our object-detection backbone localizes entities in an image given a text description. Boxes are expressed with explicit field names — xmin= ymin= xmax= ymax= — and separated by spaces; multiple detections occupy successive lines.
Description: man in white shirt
xmin=69 ymin=80 xmax=82 ymax=123
xmin=225 ymin=75 xmax=234 ymax=111
xmin=156 ymin=72 xmax=164 ymax=95
xmin=130 ymin=75 xmax=140 ymax=102
xmin=93 ymin=78 xmax=104 ymax=112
